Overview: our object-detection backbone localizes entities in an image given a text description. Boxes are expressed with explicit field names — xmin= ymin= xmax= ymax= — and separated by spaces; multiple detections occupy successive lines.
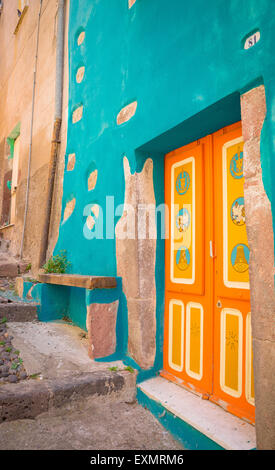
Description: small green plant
xmin=25 ymin=263 xmax=32 ymax=273
xmin=108 ymin=366 xmax=118 ymax=372
xmin=0 ymin=341 xmax=5 ymax=346
xmin=14 ymin=350 xmax=20 ymax=356
xmin=0 ymin=317 xmax=7 ymax=324
xmin=5 ymin=347 xmax=12 ymax=352
xmin=43 ymin=250 xmax=70 ymax=274
xmin=124 ymin=366 xmax=135 ymax=373
xmin=11 ymin=358 xmax=23 ymax=370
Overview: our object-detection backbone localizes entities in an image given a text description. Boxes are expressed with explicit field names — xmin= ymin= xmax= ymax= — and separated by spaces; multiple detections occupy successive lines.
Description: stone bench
xmin=19 ymin=273 xmax=121 ymax=361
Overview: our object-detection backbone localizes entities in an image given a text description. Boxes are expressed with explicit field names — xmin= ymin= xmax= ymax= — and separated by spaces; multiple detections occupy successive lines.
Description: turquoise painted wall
xmin=53 ymin=0 xmax=275 ymax=372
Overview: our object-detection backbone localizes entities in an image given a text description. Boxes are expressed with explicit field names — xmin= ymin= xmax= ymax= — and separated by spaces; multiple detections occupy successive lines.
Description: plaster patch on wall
xmin=72 ymin=105 xmax=83 ymax=124
xmin=26 ymin=285 xmax=35 ymax=300
xmin=88 ymin=169 xmax=98 ymax=191
xmin=115 ymin=156 xmax=156 ymax=369
xmin=67 ymin=153 xmax=76 ymax=171
xmin=76 ymin=66 xmax=85 ymax=83
xmin=77 ymin=31 xmax=85 ymax=46
xmin=128 ymin=0 xmax=137 ymax=8
xmin=86 ymin=214 xmax=95 ymax=231
xmin=63 ymin=198 xmax=76 ymax=222
xmin=86 ymin=204 xmax=100 ymax=230
xmin=117 ymin=101 xmax=137 ymax=125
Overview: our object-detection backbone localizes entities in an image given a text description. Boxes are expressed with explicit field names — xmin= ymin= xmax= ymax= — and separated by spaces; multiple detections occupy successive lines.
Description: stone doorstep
xmin=0 ymin=370 xmax=137 ymax=423
xmin=138 ymin=376 xmax=256 ymax=451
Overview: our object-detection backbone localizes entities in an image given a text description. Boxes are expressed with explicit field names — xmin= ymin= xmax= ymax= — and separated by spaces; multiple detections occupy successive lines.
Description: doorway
xmin=162 ymin=122 xmax=255 ymax=423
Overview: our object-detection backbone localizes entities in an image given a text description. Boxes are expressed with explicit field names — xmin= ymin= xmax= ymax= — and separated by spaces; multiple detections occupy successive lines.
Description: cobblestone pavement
xmin=0 ymin=322 xmax=28 ymax=384
xmin=0 ymin=401 xmax=183 ymax=450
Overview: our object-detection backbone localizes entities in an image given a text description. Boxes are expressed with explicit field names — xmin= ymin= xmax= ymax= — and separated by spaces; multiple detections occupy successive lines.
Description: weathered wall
xmin=0 ymin=0 xmax=69 ymax=272
xmin=241 ymin=85 xmax=275 ymax=450
xmin=47 ymin=0 xmax=275 ymax=447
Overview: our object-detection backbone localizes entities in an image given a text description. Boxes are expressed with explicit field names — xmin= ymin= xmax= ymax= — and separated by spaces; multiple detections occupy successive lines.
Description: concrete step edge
xmin=0 ymin=370 xmax=137 ymax=423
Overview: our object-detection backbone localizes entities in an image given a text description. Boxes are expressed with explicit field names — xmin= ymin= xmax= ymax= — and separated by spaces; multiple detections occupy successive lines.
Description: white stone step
xmin=138 ymin=376 xmax=256 ymax=450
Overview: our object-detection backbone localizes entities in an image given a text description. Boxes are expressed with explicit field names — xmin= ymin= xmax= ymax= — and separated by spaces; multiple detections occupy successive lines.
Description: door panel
xmin=163 ymin=138 xmax=214 ymax=395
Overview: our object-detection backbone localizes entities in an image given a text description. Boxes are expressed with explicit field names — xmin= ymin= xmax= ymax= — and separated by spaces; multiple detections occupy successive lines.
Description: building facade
xmin=1 ymin=0 xmax=275 ymax=450
xmin=0 ymin=0 xmax=69 ymax=270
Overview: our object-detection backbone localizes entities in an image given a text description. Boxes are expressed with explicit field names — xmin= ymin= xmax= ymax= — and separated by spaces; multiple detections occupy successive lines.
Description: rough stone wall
xmin=240 ymin=85 xmax=275 ymax=450
xmin=0 ymin=0 xmax=69 ymax=272
xmin=116 ymin=157 xmax=157 ymax=369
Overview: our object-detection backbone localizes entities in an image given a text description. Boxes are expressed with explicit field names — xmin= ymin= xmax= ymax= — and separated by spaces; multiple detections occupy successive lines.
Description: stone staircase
xmin=0 ymin=235 xmax=37 ymax=322
xmin=0 ymin=236 xmax=29 ymax=279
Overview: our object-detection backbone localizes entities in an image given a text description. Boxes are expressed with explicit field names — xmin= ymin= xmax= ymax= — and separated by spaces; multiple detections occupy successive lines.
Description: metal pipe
xmin=39 ymin=0 xmax=65 ymax=267
xmin=20 ymin=0 xmax=43 ymax=258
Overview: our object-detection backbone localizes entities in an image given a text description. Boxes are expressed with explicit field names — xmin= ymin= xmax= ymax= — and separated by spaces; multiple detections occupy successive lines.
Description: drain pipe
xmin=20 ymin=0 xmax=43 ymax=259
xmin=39 ymin=0 xmax=65 ymax=267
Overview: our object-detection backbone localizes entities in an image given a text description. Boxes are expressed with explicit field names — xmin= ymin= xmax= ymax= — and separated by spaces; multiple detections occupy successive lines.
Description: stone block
xmin=241 ymin=85 xmax=266 ymax=141
xmin=86 ymin=301 xmax=119 ymax=359
xmin=126 ymin=298 xmax=156 ymax=370
xmin=0 ymin=262 xmax=18 ymax=277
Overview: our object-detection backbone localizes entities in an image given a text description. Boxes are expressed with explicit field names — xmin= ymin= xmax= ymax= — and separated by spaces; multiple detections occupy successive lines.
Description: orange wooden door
xmin=162 ymin=122 xmax=255 ymax=423
xmin=212 ymin=123 xmax=255 ymax=423
xmin=162 ymin=136 xmax=214 ymax=396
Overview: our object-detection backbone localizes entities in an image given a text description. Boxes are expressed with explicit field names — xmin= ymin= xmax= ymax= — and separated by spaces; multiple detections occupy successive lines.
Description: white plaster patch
xmin=63 ymin=198 xmax=76 ymax=222
xmin=72 ymin=105 xmax=83 ymax=124
xmin=67 ymin=153 xmax=76 ymax=171
xmin=88 ymin=170 xmax=98 ymax=191
xmin=76 ymin=66 xmax=85 ymax=83
xmin=117 ymin=101 xmax=137 ymax=125
xmin=77 ymin=31 xmax=85 ymax=46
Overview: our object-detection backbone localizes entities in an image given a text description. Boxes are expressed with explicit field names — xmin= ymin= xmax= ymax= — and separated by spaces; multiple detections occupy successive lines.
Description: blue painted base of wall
xmin=137 ymin=387 xmax=224 ymax=450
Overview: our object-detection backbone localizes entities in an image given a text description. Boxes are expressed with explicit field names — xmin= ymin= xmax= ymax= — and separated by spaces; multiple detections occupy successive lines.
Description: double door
xmin=163 ymin=122 xmax=255 ymax=423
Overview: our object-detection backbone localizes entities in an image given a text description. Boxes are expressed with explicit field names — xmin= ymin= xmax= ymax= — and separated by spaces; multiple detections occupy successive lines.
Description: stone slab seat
xmin=37 ymin=273 xmax=117 ymax=290
xmin=36 ymin=273 xmax=119 ymax=361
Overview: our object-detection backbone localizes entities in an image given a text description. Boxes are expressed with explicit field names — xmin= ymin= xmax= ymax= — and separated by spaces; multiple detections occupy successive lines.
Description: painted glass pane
xmin=223 ymin=138 xmax=250 ymax=289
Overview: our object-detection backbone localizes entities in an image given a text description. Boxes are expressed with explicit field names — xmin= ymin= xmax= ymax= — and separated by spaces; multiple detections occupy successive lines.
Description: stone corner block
xmin=86 ymin=300 xmax=119 ymax=359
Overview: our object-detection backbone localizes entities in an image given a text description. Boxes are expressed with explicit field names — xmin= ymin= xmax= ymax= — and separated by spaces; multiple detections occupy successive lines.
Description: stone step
xmin=0 ymin=239 xmax=10 ymax=252
xmin=0 ymin=369 xmax=136 ymax=423
xmin=0 ymin=259 xmax=30 ymax=278
xmin=0 ymin=302 xmax=38 ymax=322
